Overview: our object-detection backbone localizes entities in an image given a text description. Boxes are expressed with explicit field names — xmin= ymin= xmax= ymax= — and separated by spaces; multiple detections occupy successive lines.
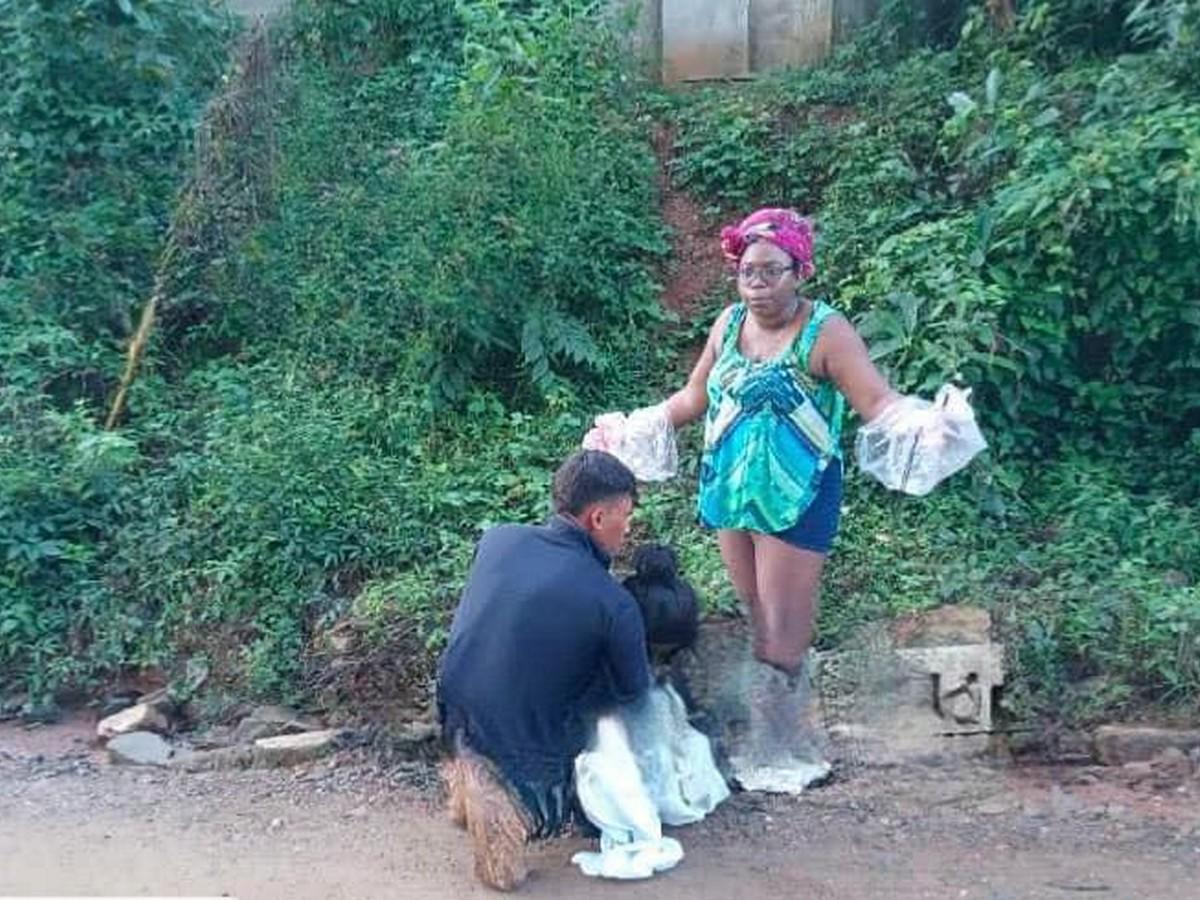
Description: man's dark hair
xmin=552 ymin=450 xmax=637 ymax=516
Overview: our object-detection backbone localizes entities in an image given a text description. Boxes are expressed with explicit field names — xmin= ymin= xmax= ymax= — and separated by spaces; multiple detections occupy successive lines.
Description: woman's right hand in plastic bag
xmin=582 ymin=404 xmax=678 ymax=483
xmin=855 ymin=384 xmax=987 ymax=496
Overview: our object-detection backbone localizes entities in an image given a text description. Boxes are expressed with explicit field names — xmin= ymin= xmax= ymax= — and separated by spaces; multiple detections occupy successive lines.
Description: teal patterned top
xmin=698 ymin=301 xmax=846 ymax=533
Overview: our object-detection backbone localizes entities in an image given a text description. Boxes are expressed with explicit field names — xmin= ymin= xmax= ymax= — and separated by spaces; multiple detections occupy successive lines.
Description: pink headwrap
xmin=719 ymin=208 xmax=816 ymax=279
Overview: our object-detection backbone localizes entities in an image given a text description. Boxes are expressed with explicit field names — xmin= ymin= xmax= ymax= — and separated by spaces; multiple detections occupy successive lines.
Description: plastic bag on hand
xmin=582 ymin=404 xmax=677 ymax=482
xmin=855 ymin=384 xmax=987 ymax=496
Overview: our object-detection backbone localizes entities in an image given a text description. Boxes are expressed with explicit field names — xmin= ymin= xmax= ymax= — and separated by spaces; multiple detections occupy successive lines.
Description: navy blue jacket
xmin=437 ymin=516 xmax=651 ymax=788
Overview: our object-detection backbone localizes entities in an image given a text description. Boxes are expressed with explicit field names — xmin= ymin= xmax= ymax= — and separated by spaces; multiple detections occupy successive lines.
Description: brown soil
xmin=654 ymin=125 xmax=728 ymax=318
xmin=3 ymin=714 xmax=1199 ymax=899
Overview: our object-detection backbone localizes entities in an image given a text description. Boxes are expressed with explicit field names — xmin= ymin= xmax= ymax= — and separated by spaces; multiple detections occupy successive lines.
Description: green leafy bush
xmin=663 ymin=3 xmax=1200 ymax=724
xmin=0 ymin=0 xmax=234 ymax=362
xmin=1 ymin=0 xmax=235 ymax=706
xmin=3 ymin=1 xmax=1197 ymax=730
xmin=2 ymin=1 xmax=672 ymax=698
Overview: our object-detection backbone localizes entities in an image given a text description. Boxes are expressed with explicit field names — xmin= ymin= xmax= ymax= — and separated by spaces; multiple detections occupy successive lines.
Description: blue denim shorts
xmin=702 ymin=460 xmax=844 ymax=554
xmin=768 ymin=460 xmax=843 ymax=554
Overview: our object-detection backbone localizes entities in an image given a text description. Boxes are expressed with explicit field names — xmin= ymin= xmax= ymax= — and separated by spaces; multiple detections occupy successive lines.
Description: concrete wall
xmin=661 ymin=0 xmax=751 ymax=82
xmin=750 ymin=0 xmax=834 ymax=73
xmin=631 ymin=0 xmax=881 ymax=83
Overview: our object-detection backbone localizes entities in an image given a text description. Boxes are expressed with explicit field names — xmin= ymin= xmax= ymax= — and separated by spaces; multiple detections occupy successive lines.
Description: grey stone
xmin=233 ymin=704 xmax=324 ymax=744
xmin=107 ymin=731 xmax=173 ymax=767
xmin=253 ymin=729 xmax=341 ymax=766
xmin=97 ymin=703 xmax=169 ymax=740
xmin=891 ymin=605 xmax=992 ymax=647
xmin=1094 ymin=725 xmax=1200 ymax=765
xmin=175 ymin=729 xmax=343 ymax=771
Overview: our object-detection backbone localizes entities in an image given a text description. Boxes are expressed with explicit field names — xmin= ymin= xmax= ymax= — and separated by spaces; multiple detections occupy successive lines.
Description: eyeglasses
xmin=736 ymin=263 xmax=792 ymax=283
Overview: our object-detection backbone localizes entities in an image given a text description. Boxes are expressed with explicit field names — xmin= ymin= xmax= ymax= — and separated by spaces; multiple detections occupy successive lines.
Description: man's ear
xmin=581 ymin=502 xmax=604 ymax=532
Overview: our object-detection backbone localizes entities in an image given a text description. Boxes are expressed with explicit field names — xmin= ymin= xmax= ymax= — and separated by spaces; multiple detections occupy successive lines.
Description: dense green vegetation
xmin=3 ymin=0 xmax=1197 ymax=728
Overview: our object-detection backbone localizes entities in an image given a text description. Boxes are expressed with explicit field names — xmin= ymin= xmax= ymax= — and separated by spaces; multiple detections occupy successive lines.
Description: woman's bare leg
xmin=717 ymin=528 xmax=760 ymax=615
xmin=748 ymin=532 xmax=827 ymax=674
xmin=727 ymin=533 xmax=831 ymax=784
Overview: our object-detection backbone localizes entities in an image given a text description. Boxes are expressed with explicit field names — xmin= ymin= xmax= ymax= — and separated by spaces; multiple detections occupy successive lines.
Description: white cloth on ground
xmin=571 ymin=683 xmax=730 ymax=880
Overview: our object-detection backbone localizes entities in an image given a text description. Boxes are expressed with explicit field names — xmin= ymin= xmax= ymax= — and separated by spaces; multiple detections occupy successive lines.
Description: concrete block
xmin=815 ymin=642 xmax=1005 ymax=765
xmin=662 ymin=0 xmax=750 ymax=82
xmin=750 ymin=0 xmax=834 ymax=72
xmin=97 ymin=703 xmax=169 ymax=740
xmin=674 ymin=615 xmax=1006 ymax=769
xmin=1094 ymin=726 xmax=1200 ymax=766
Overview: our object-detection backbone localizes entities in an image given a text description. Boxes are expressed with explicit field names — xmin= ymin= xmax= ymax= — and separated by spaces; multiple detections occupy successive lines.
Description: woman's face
xmin=736 ymin=239 xmax=799 ymax=318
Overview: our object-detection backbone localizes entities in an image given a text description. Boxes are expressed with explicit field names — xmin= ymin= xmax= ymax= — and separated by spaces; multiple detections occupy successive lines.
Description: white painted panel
xmin=750 ymin=0 xmax=834 ymax=71
xmin=662 ymin=0 xmax=751 ymax=82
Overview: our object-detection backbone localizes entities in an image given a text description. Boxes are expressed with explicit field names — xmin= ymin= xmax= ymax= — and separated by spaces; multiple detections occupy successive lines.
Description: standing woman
xmin=587 ymin=208 xmax=985 ymax=781
xmin=584 ymin=208 xmax=900 ymax=780
xmin=663 ymin=209 xmax=896 ymax=684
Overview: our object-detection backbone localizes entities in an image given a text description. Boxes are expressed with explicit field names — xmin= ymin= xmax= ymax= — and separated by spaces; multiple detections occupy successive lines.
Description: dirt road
xmin=2 ymin=718 xmax=1198 ymax=900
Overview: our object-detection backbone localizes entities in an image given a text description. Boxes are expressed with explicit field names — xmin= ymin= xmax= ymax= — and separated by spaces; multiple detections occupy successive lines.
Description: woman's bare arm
xmin=663 ymin=306 xmax=734 ymax=428
xmin=815 ymin=316 xmax=898 ymax=422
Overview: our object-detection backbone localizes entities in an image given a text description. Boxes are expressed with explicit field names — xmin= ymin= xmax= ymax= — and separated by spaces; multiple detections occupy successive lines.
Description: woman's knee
xmin=752 ymin=609 xmax=816 ymax=673
xmin=750 ymin=586 xmax=820 ymax=674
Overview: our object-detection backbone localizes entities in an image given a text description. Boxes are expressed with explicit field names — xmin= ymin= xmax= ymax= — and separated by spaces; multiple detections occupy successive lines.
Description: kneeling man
xmin=437 ymin=450 xmax=651 ymax=890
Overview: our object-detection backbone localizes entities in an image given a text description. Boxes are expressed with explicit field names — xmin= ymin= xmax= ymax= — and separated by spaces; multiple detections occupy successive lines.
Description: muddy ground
xmin=2 ymin=713 xmax=1198 ymax=900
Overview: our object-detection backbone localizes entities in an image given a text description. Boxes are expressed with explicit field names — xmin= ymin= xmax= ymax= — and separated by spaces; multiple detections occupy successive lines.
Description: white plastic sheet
xmin=582 ymin=404 xmax=678 ymax=482
xmin=855 ymin=384 xmax=987 ymax=496
xmin=571 ymin=684 xmax=730 ymax=880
